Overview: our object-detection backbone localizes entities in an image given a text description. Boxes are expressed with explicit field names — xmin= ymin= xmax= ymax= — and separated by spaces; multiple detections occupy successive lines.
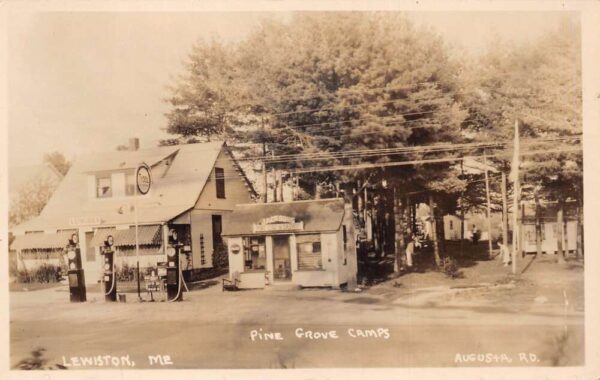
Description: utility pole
xmin=271 ymin=167 xmax=277 ymax=202
xmin=460 ymin=160 xmax=465 ymax=256
xmin=501 ymin=172 xmax=509 ymax=248
xmin=278 ymin=170 xmax=284 ymax=202
xmin=511 ymin=120 xmax=520 ymax=275
xmin=262 ymin=143 xmax=268 ymax=203
xmin=429 ymin=195 xmax=441 ymax=267
xmin=483 ymin=151 xmax=493 ymax=260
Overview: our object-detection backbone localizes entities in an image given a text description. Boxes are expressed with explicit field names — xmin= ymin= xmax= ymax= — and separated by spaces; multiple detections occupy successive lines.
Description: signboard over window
xmin=252 ymin=215 xmax=304 ymax=233
xmin=69 ymin=216 xmax=102 ymax=226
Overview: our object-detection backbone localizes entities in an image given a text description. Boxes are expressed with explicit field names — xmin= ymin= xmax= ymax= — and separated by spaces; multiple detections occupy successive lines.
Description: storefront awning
xmin=90 ymin=225 xmax=162 ymax=247
xmin=10 ymin=230 xmax=76 ymax=251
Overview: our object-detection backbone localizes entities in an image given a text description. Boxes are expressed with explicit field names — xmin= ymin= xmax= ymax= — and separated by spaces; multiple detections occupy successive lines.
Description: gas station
xmin=10 ymin=141 xmax=256 ymax=303
xmin=61 ymin=161 xmax=189 ymax=303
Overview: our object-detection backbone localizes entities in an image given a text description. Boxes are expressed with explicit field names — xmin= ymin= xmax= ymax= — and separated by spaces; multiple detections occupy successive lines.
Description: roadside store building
xmin=10 ymin=140 xmax=256 ymax=282
xmin=222 ymin=199 xmax=358 ymax=289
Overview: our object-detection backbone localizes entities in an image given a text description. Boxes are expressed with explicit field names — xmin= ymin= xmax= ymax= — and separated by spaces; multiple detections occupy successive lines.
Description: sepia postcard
xmin=1 ymin=1 xmax=599 ymax=380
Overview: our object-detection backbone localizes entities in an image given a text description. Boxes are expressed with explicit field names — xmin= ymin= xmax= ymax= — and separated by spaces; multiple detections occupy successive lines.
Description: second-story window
xmin=96 ymin=176 xmax=112 ymax=198
xmin=215 ymin=167 xmax=225 ymax=199
xmin=125 ymin=172 xmax=136 ymax=196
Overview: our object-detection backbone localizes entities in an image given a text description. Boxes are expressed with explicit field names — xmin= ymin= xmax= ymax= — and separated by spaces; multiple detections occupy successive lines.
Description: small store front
xmin=222 ymin=199 xmax=357 ymax=289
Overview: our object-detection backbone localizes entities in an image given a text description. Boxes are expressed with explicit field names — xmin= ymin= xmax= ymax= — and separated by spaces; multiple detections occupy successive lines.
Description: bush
xmin=440 ymin=256 xmax=464 ymax=279
xmin=17 ymin=264 xmax=62 ymax=283
xmin=115 ymin=263 xmax=135 ymax=282
xmin=213 ymin=242 xmax=228 ymax=269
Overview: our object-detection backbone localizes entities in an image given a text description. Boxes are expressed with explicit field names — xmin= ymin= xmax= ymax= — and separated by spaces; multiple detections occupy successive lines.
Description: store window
xmin=296 ymin=234 xmax=322 ymax=270
xmin=215 ymin=167 xmax=225 ymax=199
xmin=243 ymin=236 xmax=266 ymax=270
xmin=96 ymin=176 xmax=112 ymax=198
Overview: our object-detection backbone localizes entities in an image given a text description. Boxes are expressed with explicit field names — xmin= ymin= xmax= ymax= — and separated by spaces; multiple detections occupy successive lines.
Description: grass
xmin=9 ymin=282 xmax=64 ymax=292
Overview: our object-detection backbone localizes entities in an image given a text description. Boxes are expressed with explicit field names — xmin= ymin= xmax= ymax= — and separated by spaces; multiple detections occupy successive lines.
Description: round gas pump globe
xmin=170 ymin=229 xmax=178 ymax=242
xmin=67 ymin=250 xmax=76 ymax=260
xmin=104 ymin=264 xmax=111 ymax=271
xmin=71 ymin=233 xmax=78 ymax=245
xmin=166 ymin=247 xmax=176 ymax=257
xmin=230 ymin=243 xmax=241 ymax=255
xmin=106 ymin=235 xmax=114 ymax=247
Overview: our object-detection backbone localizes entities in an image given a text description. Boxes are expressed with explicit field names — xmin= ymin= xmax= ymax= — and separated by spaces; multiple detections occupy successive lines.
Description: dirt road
xmin=10 ymin=271 xmax=584 ymax=369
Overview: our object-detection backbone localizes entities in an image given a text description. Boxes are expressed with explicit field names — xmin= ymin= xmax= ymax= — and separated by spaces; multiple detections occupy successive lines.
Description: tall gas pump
xmin=166 ymin=229 xmax=183 ymax=302
xmin=101 ymin=235 xmax=117 ymax=302
xmin=65 ymin=233 xmax=86 ymax=302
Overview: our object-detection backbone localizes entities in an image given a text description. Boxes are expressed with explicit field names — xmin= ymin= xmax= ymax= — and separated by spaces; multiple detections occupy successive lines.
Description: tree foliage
xmin=43 ymin=151 xmax=71 ymax=176
xmin=461 ymin=16 xmax=582 ymax=204
xmin=9 ymin=177 xmax=58 ymax=227
xmin=166 ymin=13 xmax=468 ymax=199
xmin=165 ymin=12 xmax=582 ymax=217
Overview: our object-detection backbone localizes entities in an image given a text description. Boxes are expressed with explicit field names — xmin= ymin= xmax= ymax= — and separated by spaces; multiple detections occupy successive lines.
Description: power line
xmin=284 ymin=147 xmax=582 ymax=175
xmin=239 ymin=135 xmax=581 ymax=163
xmin=217 ymin=144 xmax=582 ymax=180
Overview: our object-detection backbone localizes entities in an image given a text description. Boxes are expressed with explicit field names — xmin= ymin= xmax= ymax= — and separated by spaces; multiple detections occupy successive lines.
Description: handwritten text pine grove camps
xmin=249 ymin=327 xmax=391 ymax=341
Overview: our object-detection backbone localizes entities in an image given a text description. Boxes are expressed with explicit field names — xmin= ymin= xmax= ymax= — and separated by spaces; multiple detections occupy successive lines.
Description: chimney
xmin=129 ymin=138 xmax=140 ymax=151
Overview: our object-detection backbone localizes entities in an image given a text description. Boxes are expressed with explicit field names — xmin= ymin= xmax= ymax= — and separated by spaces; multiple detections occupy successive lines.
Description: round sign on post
xmin=136 ymin=164 xmax=152 ymax=195
xmin=230 ymin=244 xmax=241 ymax=255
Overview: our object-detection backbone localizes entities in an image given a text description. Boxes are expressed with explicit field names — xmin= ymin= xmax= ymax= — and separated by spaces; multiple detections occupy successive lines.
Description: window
xmin=96 ymin=176 xmax=112 ymax=198
xmin=125 ymin=172 xmax=136 ymax=196
xmin=526 ymin=224 xmax=546 ymax=243
xmin=296 ymin=234 xmax=322 ymax=270
xmin=243 ymin=236 xmax=266 ymax=270
xmin=525 ymin=225 xmax=536 ymax=243
xmin=215 ymin=167 xmax=225 ymax=199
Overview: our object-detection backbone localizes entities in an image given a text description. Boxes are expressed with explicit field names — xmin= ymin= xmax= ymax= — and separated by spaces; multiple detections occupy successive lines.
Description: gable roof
xmin=222 ymin=198 xmax=346 ymax=236
xmin=13 ymin=141 xmax=233 ymax=232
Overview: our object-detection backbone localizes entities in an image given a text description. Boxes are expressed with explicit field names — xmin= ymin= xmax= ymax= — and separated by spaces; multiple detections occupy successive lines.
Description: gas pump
xmin=65 ymin=233 xmax=86 ymax=302
xmin=166 ymin=229 xmax=183 ymax=302
xmin=101 ymin=235 xmax=117 ymax=302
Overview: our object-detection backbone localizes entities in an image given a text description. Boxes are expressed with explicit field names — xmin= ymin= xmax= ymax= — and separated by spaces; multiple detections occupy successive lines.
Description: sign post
xmin=135 ymin=163 xmax=152 ymax=301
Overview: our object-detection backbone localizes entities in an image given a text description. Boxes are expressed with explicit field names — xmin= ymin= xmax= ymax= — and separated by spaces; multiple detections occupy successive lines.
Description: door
xmin=211 ymin=215 xmax=223 ymax=267
xmin=272 ymin=235 xmax=291 ymax=281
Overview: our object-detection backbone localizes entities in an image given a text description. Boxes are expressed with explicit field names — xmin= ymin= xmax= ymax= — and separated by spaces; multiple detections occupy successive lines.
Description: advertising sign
xmin=136 ymin=164 xmax=152 ymax=195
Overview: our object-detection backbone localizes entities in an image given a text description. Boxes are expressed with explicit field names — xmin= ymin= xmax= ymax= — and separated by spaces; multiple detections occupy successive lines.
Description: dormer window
xmin=96 ymin=176 xmax=112 ymax=198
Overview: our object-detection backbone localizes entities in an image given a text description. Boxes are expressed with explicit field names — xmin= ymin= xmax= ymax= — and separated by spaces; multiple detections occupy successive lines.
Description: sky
xmin=7 ymin=11 xmax=577 ymax=168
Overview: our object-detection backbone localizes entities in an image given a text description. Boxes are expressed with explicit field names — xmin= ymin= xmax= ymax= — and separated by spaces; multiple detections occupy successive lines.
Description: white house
xmin=10 ymin=141 xmax=256 ymax=283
